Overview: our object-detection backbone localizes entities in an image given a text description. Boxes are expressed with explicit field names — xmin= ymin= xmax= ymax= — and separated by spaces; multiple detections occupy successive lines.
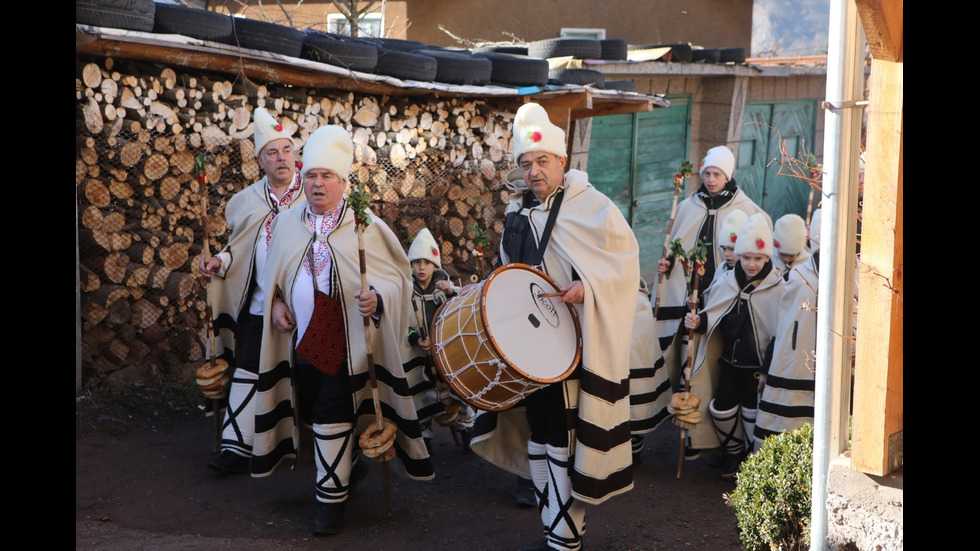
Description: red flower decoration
xmin=431 ymin=246 xmax=439 ymax=257
xmin=756 ymin=238 xmax=766 ymax=249
xmin=475 ymin=246 xmax=484 ymax=256
xmin=729 ymin=232 xmax=737 ymax=243
xmin=674 ymin=173 xmax=682 ymax=180
xmin=295 ymin=160 xmax=303 ymax=169
xmin=274 ymin=123 xmax=283 ymax=132
xmin=700 ymin=157 xmax=706 ymax=168
xmin=529 ymin=131 xmax=543 ymax=142
xmin=773 ymin=239 xmax=781 ymax=248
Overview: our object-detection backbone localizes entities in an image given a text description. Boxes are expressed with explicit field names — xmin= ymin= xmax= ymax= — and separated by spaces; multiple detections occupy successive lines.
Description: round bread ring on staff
xmin=359 ymin=420 xmax=397 ymax=461
xmin=196 ymin=359 xmax=230 ymax=397
xmin=669 ymin=391 xmax=702 ymax=430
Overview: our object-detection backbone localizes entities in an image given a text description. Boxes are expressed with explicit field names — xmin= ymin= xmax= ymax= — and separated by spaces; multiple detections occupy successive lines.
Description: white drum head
xmin=482 ymin=265 xmax=581 ymax=382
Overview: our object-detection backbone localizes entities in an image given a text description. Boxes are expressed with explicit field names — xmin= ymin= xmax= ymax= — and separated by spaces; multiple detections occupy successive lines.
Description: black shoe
xmin=515 ymin=476 xmax=536 ymax=508
xmin=720 ymin=453 xmax=744 ymax=480
xmin=460 ymin=429 xmax=472 ymax=451
xmin=312 ymin=502 xmax=345 ymax=535
xmin=684 ymin=444 xmax=701 ymax=461
xmin=706 ymin=450 xmax=726 ymax=469
xmin=424 ymin=436 xmax=433 ymax=454
xmin=207 ymin=450 xmax=249 ymax=474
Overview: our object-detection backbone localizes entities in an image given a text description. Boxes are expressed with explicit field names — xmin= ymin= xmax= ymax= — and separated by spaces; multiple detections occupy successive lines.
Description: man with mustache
xmin=198 ymin=106 xmax=304 ymax=474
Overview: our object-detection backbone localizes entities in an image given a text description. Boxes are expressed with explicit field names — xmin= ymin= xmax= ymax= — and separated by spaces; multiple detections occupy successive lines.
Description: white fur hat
xmin=301 ymin=125 xmax=353 ymax=181
xmin=773 ymin=214 xmax=807 ymax=256
xmin=512 ymin=102 xmax=567 ymax=163
xmin=699 ymin=145 xmax=736 ymax=181
xmin=718 ymin=210 xmax=748 ymax=249
xmin=734 ymin=213 xmax=773 ymax=258
xmin=808 ymin=209 xmax=822 ymax=252
xmin=407 ymin=228 xmax=441 ymax=268
xmin=253 ymin=107 xmax=294 ymax=156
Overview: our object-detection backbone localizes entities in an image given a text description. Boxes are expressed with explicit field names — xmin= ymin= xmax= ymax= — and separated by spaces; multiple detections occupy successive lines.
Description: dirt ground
xmin=76 ymin=392 xmax=744 ymax=551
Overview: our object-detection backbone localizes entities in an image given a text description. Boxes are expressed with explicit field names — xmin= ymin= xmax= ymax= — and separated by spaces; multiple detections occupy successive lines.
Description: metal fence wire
xmin=76 ymin=58 xmax=513 ymax=383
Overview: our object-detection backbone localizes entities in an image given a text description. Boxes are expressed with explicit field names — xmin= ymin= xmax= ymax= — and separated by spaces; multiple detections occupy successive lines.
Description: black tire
xmin=719 ymin=47 xmax=747 ymax=63
xmin=76 ymin=0 xmax=155 ymax=32
xmin=600 ymin=38 xmax=628 ymax=61
xmin=229 ymin=17 xmax=304 ymax=58
xmin=691 ymin=48 xmax=721 ymax=64
xmin=373 ymin=48 xmax=438 ymax=81
xmin=628 ymin=43 xmax=693 ymax=63
xmin=474 ymin=45 xmax=529 ymax=56
xmin=603 ymin=80 xmax=637 ymax=93
xmin=301 ymin=30 xmax=378 ymax=72
xmin=152 ymin=4 xmax=235 ymax=46
xmin=548 ymin=68 xmax=605 ymax=88
xmin=373 ymin=38 xmax=430 ymax=51
xmin=528 ymin=38 xmax=602 ymax=60
xmin=413 ymin=49 xmax=492 ymax=85
xmin=473 ymin=52 xmax=549 ymax=87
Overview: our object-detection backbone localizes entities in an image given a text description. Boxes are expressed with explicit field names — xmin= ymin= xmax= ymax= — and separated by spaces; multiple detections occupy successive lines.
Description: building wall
xmin=207 ymin=0 xmax=753 ymax=51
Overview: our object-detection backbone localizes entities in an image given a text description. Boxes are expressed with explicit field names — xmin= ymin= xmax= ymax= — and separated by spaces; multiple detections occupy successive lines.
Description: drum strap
xmin=513 ymin=190 xmax=564 ymax=269
xmin=535 ymin=190 xmax=564 ymax=263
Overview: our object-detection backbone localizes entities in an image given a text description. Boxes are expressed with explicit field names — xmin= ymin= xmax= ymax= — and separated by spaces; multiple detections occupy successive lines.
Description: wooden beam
xmin=855 ymin=0 xmax=903 ymax=62
xmin=851 ymin=57 xmax=903 ymax=476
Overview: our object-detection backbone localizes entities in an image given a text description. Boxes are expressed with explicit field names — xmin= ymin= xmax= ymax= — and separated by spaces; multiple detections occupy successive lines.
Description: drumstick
xmin=538 ymin=291 xmax=566 ymax=298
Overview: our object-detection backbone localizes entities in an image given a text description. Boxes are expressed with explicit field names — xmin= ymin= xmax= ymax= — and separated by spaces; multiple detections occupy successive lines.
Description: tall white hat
xmin=699 ymin=145 xmax=736 ymax=180
xmin=734 ymin=213 xmax=773 ymax=258
xmin=512 ymin=103 xmax=567 ymax=163
xmin=719 ymin=210 xmax=749 ymax=249
xmin=773 ymin=214 xmax=807 ymax=256
xmin=301 ymin=125 xmax=353 ymax=181
xmin=407 ymin=228 xmax=441 ymax=268
xmin=253 ymin=107 xmax=294 ymax=156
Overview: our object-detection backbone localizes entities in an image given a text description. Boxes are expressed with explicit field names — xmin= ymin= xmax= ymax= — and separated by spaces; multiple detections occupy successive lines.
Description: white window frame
xmin=560 ymin=27 xmax=606 ymax=40
xmin=327 ymin=12 xmax=384 ymax=37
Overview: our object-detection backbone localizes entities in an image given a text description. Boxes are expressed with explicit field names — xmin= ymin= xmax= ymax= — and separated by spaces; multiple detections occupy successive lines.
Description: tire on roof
xmin=719 ymin=47 xmax=747 ymax=63
xmin=474 ymin=45 xmax=529 ymax=56
xmin=600 ymin=38 xmax=628 ymax=61
xmin=301 ymin=31 xmax=379 ymax=72
xmin=691 ymin=48 xmax=721 ymax=64
xmin=76 ymin=0 xmax=155 ymax=32
xmin=373 ymin=48 xmax=438 ymax=82
xmin=528 ymin=38 xmax=602 ymax=60
xmin=473 ymin=52 xmax=549 ymax=87
xmin=229 ymin=17 xmax=304 ymax=58
xmin=414 ymin=49 xmax=493 ymax=86
xmin=603 ymin=80 xmax=637 ymax=93
xmin=548 ymin=68 xmax=605 ymax=88
xmin=151 ymin=4 xmax=235 ymax=45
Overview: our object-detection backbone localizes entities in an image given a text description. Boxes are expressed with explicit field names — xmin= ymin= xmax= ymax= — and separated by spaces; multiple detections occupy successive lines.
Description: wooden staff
xmin=197 ymin=156 xmax=223 ymax=454
xmin=676 ymin=269 xmax=702 ymax=479
xmin=349 ymin=187 xmax=391 ymax=515
xmin=653 ymin=163 xmax=692 ymax=320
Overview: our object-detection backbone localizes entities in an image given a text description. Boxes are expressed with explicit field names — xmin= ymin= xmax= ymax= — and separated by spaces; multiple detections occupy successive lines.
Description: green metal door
xmin=739 ymin=100 xmax=818 ymax=220
xmin=589 ymin=95 xmax=691 ymax=283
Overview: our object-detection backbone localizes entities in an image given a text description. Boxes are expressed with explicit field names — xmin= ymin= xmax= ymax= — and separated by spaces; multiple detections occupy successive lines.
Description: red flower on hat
xmin=774 ymin=239 xmax=781 ymax=248
xmin=529 ymin=131 xmax=543 ymax=142
xmin=295 ymin=160 xmax=303 ymax=170
xmin=729 ymin=232 xmax=737 ymax=243
xmin=431 ymin=246 xmax=439 ymax=257
xmin=274 ymin=123 xmax=283 ymax=132
xmin=700 ymin=157 xmax=706 ymax=168
xmin=756 ymin=238 xmax=766 ymax=249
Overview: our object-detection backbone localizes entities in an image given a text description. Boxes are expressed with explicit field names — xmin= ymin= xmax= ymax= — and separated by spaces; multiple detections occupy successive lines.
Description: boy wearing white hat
xmin=682 ymin=212 xmax=784 ymax=479
xmin=652 ymin=145 xmax=767 ymax=431
xmin=405 ymin=228 xmax=475 ymax=450
xmin=253 ymin=125 xmax=434 ymax=536
xmin=470 ymin=102 xmax=640 ymax=551
xmin=755 ymin=209 xmax=822 ymax=448
xmin=772 ymin=213 xmax=810 ymax=279
xmin=199 ymin=106 xmax=304 ymax=475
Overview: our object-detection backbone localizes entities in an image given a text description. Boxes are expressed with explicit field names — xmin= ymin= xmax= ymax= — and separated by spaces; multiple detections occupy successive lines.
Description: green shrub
xmin=725 ymin=423 xmax=813 ymax=551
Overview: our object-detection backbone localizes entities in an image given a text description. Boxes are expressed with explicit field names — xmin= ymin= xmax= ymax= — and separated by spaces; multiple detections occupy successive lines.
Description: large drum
xmin=431 ymin=263 xmax=582 ymax=412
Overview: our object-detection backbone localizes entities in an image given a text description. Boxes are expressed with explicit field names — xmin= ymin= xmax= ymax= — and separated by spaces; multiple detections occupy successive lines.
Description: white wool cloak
xmin=629 ymin=282 xmax=672 ymax=436
xmin=649 ymin=189 xmax=765 ymax=379
xmin=470 ymin=169 xmax=640 ymax=505
xmin=685 ymin=266 xmax=783 ymax=449
xmin=250 ymin=201 xmax=433 ymax=481
xmin=756 ymin=254 xmax=819 ymax=440
xmin=210 ymin=175 xmax=304 ymax=360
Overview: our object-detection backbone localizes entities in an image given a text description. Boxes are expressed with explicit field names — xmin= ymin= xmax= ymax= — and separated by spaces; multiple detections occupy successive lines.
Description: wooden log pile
xmin=76 ymin=56 xmax=511 ymax=382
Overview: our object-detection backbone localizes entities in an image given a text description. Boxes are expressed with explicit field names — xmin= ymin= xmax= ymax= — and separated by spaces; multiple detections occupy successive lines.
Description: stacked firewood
xmin=76 ymin=56 xmax=511 ymax=381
